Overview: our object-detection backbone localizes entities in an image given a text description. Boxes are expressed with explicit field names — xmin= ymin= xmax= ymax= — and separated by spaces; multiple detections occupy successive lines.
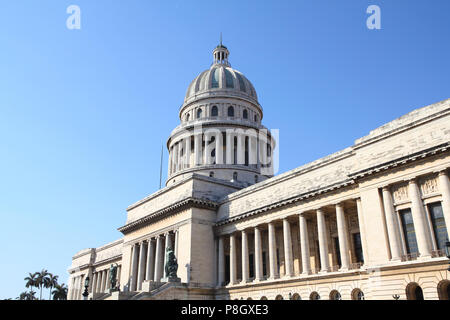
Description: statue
xmin=164 ymin=247 xmax=179 ymax=281
xmin=109 ymin=263 xmax=118 ymax=291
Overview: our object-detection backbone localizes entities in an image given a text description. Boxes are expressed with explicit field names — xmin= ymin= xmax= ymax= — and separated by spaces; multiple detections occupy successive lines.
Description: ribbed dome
xmin=184 ymin=65 xmax=258 ymax=103
xmin=184 ymin=44 xmax=258 ymax=104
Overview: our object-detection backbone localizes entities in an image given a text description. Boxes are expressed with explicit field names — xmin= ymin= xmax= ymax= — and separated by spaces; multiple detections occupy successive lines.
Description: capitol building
xmin=67 ymin=43 xmax=450 ymax=300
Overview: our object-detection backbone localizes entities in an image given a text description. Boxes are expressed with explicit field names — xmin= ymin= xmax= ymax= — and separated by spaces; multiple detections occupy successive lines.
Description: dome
xmin=183 ymin=44 xmax=258 ymax=104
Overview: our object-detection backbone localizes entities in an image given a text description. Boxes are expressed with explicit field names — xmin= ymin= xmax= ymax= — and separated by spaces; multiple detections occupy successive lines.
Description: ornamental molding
xmin=420 ymin=175 xmax=439 ymax=195
xmin=118 ymin=197 xmax=218 ymax=235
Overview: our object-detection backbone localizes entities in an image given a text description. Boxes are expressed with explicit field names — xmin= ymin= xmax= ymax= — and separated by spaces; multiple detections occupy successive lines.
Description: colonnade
xmin=217 ymin=200 xmax=365 ymax=286
xmin=68 ymin=274 xmax=85 ymax=300
xmin=382 ymin=170 xmax=450 ymax=260
xmin=91 ymin=265 xmax=121 ymax=295
xmin=168 ymin=130 xmax=270 ymax=176
xmin=128 ymin=230 xmax=178 ymax=292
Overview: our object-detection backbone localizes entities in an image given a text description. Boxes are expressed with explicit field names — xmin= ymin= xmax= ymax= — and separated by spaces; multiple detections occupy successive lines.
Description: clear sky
xmin=0 ymin=0 xmax=449 ymax=299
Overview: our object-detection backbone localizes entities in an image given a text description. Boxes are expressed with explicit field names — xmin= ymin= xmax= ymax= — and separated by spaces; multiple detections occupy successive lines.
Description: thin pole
xmin=159 ymin=144 xmax=163 ymax=189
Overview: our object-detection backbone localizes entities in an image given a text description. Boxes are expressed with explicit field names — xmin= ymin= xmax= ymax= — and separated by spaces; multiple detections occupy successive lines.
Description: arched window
xmin=232 ymin=172 xmax=238 ymax=181
xmin=351 ymin=288 xmax=365 ymax=300
xmin=260 ymin=296 xmax=267 ymax=300
xmin=291 ymin=293 xmax=301 ymax=300
xmin=254 ymin=114 xmax=259 ymax=122
xmin=275 ymin=295 xmax=283 ymax=300
xmin=228 ymin=106 xmax=234 ymax=117
xmin=186 ymin=113 xmax=190 ymax=121
xmin=406 ymin=282 xmax=424 ymax=300
xmin=329 ymin=290 xmax=342 ymax=300
xmin=309 ymin=292 xmax=320 ymax=300
xmin=209 ymin=171 xmax=214 ymax=178
xmin=211 ymin=105 xmax=218 ymax=117
xmin=243 ymin=109 xmax=248 ymax=119
xmin=254 ymin=175 xmax=258 ymax=183
xmin=197 ymin=108 xmax=203 ymax=119
xmin=438 ymin=280 xmax=450 ymax=300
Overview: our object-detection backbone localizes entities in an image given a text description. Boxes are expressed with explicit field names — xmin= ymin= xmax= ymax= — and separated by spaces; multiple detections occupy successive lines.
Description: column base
xmin=252 ymin=277 xmax=265 ymax=283
xmin=267 ymin=276 xmax=280 ymax=281
xmin=338 ymin=267 xmax=349 ymax=272
xmin=240 ymin=279 xmax=249 ymax=285
xmin=319 ymin=269 xmax=329 ymax=274
xmin=301 ymin=270 xmax=311 ymax=276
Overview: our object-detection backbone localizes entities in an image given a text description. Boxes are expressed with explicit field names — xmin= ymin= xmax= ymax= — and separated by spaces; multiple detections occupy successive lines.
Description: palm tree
xmin=45 ymin=273 xmax=59 ymax=300
xmin=28 ymin=290 xmax=37 ymax=300
xmin=52 ymin=283 xmax=68 ymax=300
xmin=24 ymin=272 xmax=38 ymax=299
xmin=35 ymin=269 xmax=49 ymax=300
xmin=18 ymin=291 xmax=28 ymax=300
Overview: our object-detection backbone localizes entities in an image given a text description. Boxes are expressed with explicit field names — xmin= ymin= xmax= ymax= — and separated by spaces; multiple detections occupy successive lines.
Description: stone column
xmin=409 ymin=179 xmax=432 ymax=258
xmin=249 ymin=135 xmax=257 ymax=167
xmin=168 ymin=147 xmax=173 ymax=176
xmin=230 ymin=234 xmax=237 ymax=285
xmin=438 ymin=170 xmax=450 ymax=234
xmin=96 ymin=270 xmax=103 ymax=293
xmin=259 ymin=138 xmax=267 ymax=168
xmin=204 ymin=132 xmax=211 ymax=165
xmin=178 ymin=140 xmax=184 ymax=169
xmin=237 ymin=133 xmax=245 ymax=165
xmin=174 ymin=229 xmax=179 ymax=258
xmin=194 ymin=133 xmax=202 ymax=166
xmin=92 ymin=272 xmax=97 ymax=294
xmin=145 ymin=239 xmax=155 ymax=281
xmin=317 ymin=209 xmax=330 ymax=272
xmin=101 ymin=270 xmax=107 ymax=292
xmin=226 ymin=132 xmax=233 ymax=164
xmin=382 ymin=187 xmax=402 ymax=260
xmin=355 ymin=198 xmax=369 ymax=265
xmin=185 ymin=136 xmax=191 ymax=168
xmin=104 ymin=269 xmax=109 ymax=291
xmin=217 ymin=236 xmax=225 ymax=286
xmin=282 ymin=218 xmax=294 ymax=277
xmin=154 ymin=236 xmax=163 ymax=281
xmin=173 ymin=143 xmax=179 ymax=173
xmin=215 ymin=132 xmax=223 ymax=164
xmin=299 ymin=214 xmax=311 ymax=275
xmin=268 ymin=222 xmax=279 ymax=279
xmin=130 ymin=243 xmax=139 ymax=291
xmin=254 ymin=226 xmax=264 ymax=281
xmin=241 ymin=230 xmax=249 ymax=283
xmin=336 ymin=203 xmax=350 ymax=270
xmin=137 ymin=241 xmax=147 ymax=290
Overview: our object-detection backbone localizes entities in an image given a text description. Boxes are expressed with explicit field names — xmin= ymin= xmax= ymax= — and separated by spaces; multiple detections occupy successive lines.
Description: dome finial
xmin=212 ymin=36 xmax=230 ymax=66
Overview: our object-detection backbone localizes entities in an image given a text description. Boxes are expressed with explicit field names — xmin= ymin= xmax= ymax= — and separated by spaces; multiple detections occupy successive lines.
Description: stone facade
xmin=67 ymin=43 xmax=450 ymax=300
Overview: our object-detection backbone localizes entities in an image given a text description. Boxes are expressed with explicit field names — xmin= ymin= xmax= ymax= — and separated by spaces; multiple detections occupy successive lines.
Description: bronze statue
xmin=109 ymin=263 xmax=118 ymax=290
xmin=164 ymin=247 xmax=178 ymax=279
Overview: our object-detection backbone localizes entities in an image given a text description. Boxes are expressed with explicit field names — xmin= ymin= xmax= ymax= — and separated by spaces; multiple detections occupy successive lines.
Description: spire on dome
xmin=212 ymin=34 xmax=230 ymax=66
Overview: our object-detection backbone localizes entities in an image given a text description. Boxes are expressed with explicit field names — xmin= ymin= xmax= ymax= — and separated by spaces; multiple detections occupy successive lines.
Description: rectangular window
xmin=399 ymin=209 xmax=419 ymax=254
xmin=428 ymin=202 xmax=448 ymax=250
xmin=353 ymin=233 xmax=364 ymax=263
xmin=334 ymin=237 xmax=341 ymax=266
xmin=262 ymin=251 xmax=267 ymax=276
xmin=249 ymin=253 xmax=254 ymax=278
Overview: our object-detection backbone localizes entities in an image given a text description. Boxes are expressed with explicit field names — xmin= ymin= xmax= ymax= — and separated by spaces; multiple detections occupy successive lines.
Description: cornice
xmin=349 ymin=142 xmax=450 ymax=180
xmin=215 ymin=179 xmax=355 ymax=226
xmin=119 ymin=197 xmax=218 ymax=235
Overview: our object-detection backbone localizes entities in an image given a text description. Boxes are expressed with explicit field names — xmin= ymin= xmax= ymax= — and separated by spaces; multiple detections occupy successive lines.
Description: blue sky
xmin=0 ymin=0 xmax=449 ymax=299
